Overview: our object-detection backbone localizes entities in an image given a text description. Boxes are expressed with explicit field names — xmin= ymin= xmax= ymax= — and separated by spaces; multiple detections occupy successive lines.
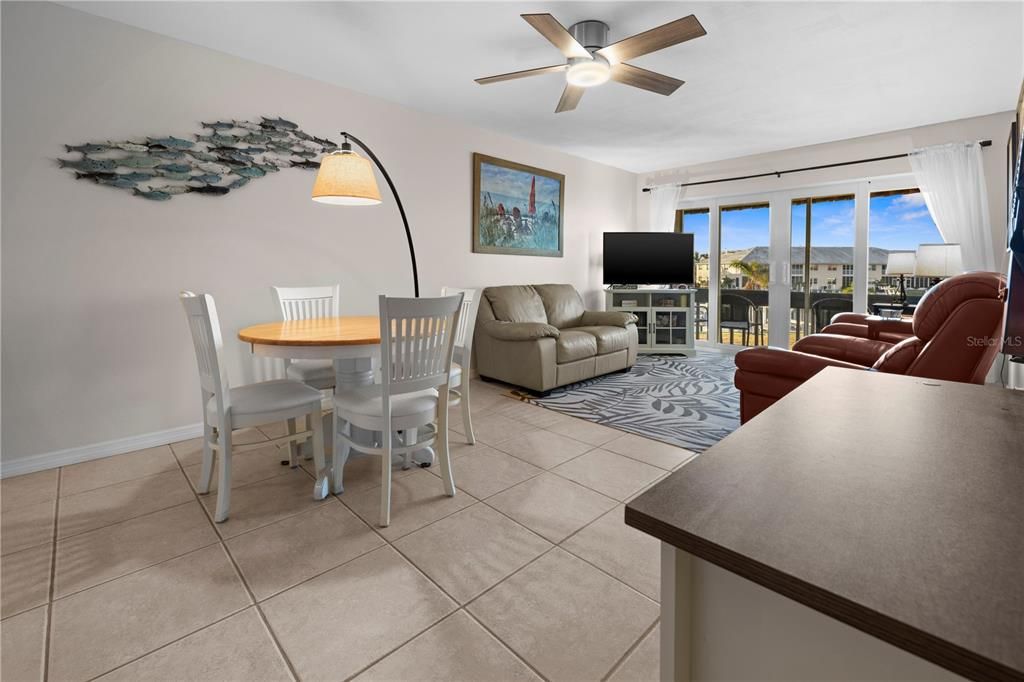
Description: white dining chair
xmin=180 ymin=291 xmax=328 ymax=522
xmin=272 ymin=285 xmax=340 ymax=466
xmin=271 ymin=285 xmax=340 ymax=391
xmin=332 ymin=293 xmax=464 ymax=527
xmin=441 ymin=286 xmax=482 ymax=444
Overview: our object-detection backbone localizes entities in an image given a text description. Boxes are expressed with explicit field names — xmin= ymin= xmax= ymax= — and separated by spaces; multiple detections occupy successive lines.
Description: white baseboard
xmin=1 ymin=423 xmax=204 ymax=479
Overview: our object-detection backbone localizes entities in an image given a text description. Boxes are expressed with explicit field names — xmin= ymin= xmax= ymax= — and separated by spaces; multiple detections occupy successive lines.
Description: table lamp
xmin=312 ymin=132 xmax=420 ymax=297
xmin=915 ymin=243 xmax=963 ymax=287
xmin=885 ymin=251 xmax=916 ymax=304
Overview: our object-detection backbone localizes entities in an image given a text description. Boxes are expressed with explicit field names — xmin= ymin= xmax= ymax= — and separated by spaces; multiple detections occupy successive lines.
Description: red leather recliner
xmin=822 ymin=313 xmax=915 ymax=344
xmin=734 ymin=272 xmax=1008 ymax=423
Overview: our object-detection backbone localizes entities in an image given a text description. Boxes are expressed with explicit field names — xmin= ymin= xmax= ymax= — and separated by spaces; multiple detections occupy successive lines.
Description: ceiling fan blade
xmin=610 ymin=63 xmax=684 ymax=96
xmin=521 ymin=14 xmax=591 ymax=59
xmin=475 ymin=64 xmax=568 ymax=85
xmin=597 ymin=15 xmax=706 ymax=64
xmin=555 ymin=84 xmax=584 ymax=113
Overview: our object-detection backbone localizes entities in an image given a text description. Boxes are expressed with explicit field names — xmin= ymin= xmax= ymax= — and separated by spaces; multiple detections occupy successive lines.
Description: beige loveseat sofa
xmin=475 ymin=284 xmax=638 ymax=394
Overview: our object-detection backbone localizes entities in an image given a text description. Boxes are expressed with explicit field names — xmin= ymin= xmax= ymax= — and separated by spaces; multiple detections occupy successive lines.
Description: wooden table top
xmin=238 ymin=316 xmax=380 ymax=346
xmin=626 ymin=368 xmax=1024 ymax=681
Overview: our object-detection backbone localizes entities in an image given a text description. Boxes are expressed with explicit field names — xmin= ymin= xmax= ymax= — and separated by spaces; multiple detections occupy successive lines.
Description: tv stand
xmin=605 ymin=287 xmax=696 ymax=356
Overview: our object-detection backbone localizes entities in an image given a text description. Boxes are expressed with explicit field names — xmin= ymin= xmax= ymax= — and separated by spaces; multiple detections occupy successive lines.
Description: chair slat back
xmin=179 ymin=291 xmax=229 ymax=409
xmin=441 ymin=287 xmax=481 ymax=367
xmin=272 ymin=285 xmax=341 ymax=321
xmin=379 ymin=294 xmax=463 ymax=396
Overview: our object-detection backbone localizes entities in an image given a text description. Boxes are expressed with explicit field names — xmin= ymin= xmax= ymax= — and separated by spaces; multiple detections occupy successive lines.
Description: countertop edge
xmin=623 ymin=504 xmax=1022 ymax=682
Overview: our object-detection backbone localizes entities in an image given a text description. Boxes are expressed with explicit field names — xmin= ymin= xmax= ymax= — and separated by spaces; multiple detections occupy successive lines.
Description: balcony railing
xmin=692 ymin=288 xmax=920 ymax=347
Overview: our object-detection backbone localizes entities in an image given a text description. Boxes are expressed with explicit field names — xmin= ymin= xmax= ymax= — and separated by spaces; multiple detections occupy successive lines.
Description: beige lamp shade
xmin=311 ymin=151 xmax=382 ymax=205
xmin=915 ymin=243 xmax=963 ymax=277
xmin=885 ymin=251 xmax=917 ymax=276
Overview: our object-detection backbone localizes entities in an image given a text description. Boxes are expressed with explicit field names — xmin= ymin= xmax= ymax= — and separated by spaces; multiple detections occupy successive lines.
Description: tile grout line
xmin=326 ymin=451 xmax=558 ymax=681
xmin=35 ymin=403 xmax=672 ymax=680
xmin=81 ymin=604 xmax=254 ymax=682
xmin=219 ymin=544 xmax=301 ymax=682
xmin=479 ymin=493 xmax=657 ymax=605
xmin=56 ymin=463 xmax=182 ymax=502
xmin=42 ymin=467 xmax=62 ymax=682
xmin=171 ymin=449 xmax=302 ymax=682
xmin=51 ymin=535 xmax=224 ymax=603
xmin=55 ymin=496 xmax=199 ymax=543
xmin=460 ymin=607 xmax=551 ymax=682
xmin=343 ymin=539 xmax=560 ymax=682
xmin=601 ymin=616 xmax=660 ymax=682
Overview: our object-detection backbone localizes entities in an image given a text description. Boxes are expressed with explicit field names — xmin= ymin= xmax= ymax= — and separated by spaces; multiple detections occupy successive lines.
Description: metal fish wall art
xmin=59 ymin=116 xmax=334 ymax=200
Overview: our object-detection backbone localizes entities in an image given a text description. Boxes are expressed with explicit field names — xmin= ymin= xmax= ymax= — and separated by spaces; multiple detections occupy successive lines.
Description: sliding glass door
xmin=674 ymin=175 xmax=940 ymax=351
xmin=718 ymin=202 xmax=770 ymax=346
xmin=868 ymin=188 xmax=944 ymax=312
xmin=676 ymin=208 xmax=710 ymax=340
xmin=789 ymin=194 xmax=856 ymax=345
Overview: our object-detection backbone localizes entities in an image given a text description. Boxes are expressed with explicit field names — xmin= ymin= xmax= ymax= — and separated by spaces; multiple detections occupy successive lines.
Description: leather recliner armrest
xmin=830 ymin=312 xmax=871 ymax=325
xmin=735 ymin=346 xmax=869 ymax=383
xmin=481 ymin=320 xmax=560 ymax=341
xmin=792 ymin=333 xmax=893 ymax=367
xmin=579 ymin=310 xmax=638 ymax=328
xmin=866 ymin=317 xmax=913 ymax=339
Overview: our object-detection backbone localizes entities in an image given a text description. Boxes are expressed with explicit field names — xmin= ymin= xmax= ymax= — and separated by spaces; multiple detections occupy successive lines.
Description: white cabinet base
xmin=660 ymin=544 xmax=963 ymax=682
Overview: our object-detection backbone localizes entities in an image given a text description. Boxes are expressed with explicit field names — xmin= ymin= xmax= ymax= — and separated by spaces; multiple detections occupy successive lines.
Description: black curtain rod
xmin=641 ymin=139 xmax=992 ymax=192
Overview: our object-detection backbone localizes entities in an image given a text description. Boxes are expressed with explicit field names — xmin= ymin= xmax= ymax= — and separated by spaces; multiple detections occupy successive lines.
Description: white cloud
xmin=899 ymin=208 xmax=932 ymax=221
xmin=892 ymin=192 xmax=927 ymax=208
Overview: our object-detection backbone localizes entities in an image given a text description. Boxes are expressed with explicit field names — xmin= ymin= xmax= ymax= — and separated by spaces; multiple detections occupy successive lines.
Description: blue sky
xmin=480 ymin=162 xmax=560 ymax=209
xmin=680 ymin=192 xmax=941 ymax=254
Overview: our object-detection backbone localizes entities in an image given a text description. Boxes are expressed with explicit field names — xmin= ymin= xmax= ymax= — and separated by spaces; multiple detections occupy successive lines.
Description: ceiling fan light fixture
xmin=566 ymin=55 xmax=610 ymax=88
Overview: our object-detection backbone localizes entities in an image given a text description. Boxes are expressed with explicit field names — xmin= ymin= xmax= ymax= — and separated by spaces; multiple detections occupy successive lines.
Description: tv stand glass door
xmin=606 ymin=288 xmax=695 ymax=356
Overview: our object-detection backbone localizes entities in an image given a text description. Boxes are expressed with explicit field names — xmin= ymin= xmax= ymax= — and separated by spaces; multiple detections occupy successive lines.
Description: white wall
xmin=637 ymin=112 xmax=1014 ymax=269
xmin=0 ymin=2 xmax=637 ymax=469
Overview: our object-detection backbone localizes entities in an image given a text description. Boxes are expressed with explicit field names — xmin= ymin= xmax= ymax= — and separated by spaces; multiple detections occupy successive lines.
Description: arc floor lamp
xmin=311 ymin=132 xmax=420 ymax=297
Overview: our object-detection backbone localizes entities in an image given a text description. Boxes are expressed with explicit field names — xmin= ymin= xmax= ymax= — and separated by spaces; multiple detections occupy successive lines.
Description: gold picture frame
xmin=472 ymin=153 xmax=564 ymax=257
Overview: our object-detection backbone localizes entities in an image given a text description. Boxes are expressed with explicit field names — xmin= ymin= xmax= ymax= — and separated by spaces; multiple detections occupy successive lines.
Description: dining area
xmin=180 ymin=284 xmax=481 ymax=527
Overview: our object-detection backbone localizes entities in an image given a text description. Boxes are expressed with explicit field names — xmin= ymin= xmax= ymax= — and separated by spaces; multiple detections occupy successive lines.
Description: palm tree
xmin=735 ymin=261 xmax=769 ymax=290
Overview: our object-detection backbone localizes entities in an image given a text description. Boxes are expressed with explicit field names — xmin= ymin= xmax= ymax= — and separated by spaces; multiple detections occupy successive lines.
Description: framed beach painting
xmin=473 ymin=153 xmax=564 ymax=257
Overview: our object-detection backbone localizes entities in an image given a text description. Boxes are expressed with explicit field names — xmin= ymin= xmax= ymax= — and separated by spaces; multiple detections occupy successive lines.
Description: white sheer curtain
xmin=648 ymin=184 xmax=682 ymax=232
xmin=909 ymin=142 xmax=995 ymax=271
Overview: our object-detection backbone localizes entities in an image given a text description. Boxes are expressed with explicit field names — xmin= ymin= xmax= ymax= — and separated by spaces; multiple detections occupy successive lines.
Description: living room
xmin=2 ymin=2 xmax=1022 ymax=681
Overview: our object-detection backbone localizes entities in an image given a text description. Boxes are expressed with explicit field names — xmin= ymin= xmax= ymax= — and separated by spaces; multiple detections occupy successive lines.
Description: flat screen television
xmin=603 ymin=232 xmax=694 ymax=285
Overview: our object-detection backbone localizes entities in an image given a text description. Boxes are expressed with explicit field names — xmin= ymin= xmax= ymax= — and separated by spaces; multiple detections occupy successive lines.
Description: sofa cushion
xmin=569 ymin=326 xmax=631 ymax=355
xmin=484 ymin=285 xmax=548 ymax=324
xmin=556 ymin=330 xmax=598 ymax=363
xmin=534 ymin=284 xmax=585 ymax=329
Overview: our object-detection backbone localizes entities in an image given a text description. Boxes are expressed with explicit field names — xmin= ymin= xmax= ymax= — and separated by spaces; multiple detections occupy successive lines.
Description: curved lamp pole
xmin=311 ymin=132 xmax=420 ymax=297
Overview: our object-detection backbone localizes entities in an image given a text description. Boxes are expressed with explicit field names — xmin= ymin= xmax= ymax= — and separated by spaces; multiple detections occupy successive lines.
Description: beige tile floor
xmin=0 ymin=379 xmax=698 ymax=682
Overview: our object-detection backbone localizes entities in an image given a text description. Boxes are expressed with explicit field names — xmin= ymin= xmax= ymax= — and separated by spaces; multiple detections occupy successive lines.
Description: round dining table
xmin=237 ymin=316 xmax=384 ymax=499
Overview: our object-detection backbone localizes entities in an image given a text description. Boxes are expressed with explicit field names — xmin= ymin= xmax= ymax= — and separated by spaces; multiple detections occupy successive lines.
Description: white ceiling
xmin=68 ymin=1 xmax=1022 ymax=173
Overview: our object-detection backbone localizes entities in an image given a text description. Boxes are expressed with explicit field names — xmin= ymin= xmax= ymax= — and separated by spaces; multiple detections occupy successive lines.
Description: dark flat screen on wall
xmin=603 ymin=232 xmax=694 ymax=285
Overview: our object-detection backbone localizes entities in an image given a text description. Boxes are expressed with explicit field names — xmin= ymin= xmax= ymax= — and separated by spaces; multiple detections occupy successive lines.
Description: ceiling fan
xmin=475 ymin=13 xmax=707 ymax=113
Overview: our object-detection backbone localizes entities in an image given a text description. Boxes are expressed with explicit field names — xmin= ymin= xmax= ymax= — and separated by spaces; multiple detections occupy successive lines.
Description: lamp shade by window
xmin=915 ymin=243 xmax=963 ymax=277
xmin=311 ymin=151 xmax=382 ymax=205
xmin=885 ymin=251 xmax=917 ymax=276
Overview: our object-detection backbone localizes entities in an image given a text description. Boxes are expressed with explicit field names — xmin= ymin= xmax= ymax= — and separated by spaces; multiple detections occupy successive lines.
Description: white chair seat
xmin=449 ymin=364 xmax=463 ymax=386
xmin=334 ymin=385 xmax=438 ymax=431
xmin=207 ymin=379 xmax=323 ymax=427
xmin=286 ymin=359 xmax=335 ymax=390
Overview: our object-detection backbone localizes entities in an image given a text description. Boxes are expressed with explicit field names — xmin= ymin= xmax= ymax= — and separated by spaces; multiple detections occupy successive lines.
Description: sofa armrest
xmin=481 ymin=320 xmax=560 ymax=341
xmin=735 ymin=346 xmax=869 ymax=383
xmin=579 ymin=310 xmax=638 ymax=328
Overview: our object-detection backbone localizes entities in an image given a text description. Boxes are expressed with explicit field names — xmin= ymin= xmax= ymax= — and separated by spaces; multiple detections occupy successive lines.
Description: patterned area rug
xmin=513 ymin=352 xmax=740 ymax=453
